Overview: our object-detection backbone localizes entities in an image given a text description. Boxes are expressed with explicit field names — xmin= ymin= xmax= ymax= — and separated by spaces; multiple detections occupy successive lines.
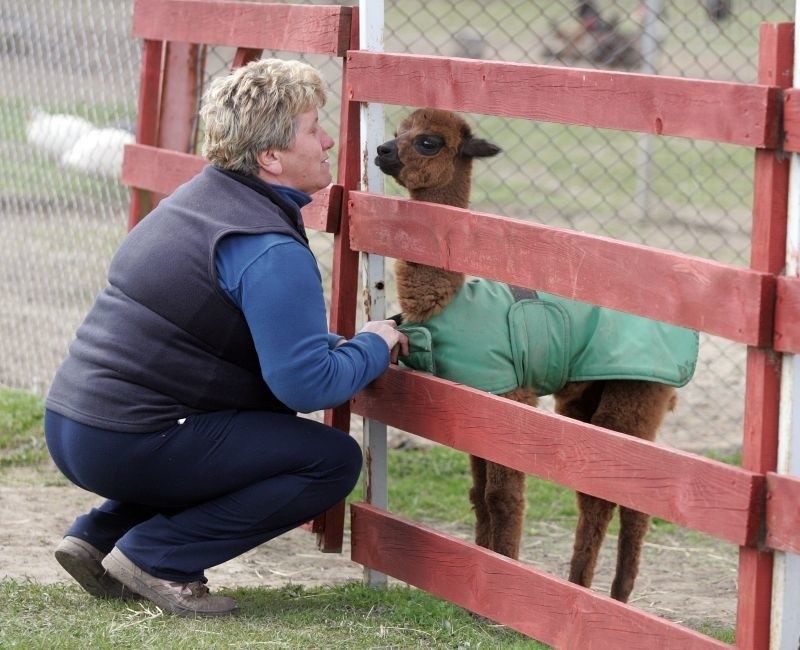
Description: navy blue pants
xmin=45 ymin=409 xmax=362 ymax=582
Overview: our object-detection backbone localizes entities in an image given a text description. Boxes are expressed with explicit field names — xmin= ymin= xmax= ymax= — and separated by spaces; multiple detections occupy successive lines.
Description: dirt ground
xmin=0 ymin=410 xmax=740 ymax=633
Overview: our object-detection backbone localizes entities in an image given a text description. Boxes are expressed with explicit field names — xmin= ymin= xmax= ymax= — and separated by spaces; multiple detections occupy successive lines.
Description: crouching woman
xmin=44 ymin=58 xmax=407 ymax=617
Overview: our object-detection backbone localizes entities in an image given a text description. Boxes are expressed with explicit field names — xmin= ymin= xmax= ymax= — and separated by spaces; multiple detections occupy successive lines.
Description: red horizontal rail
xmin=774 ymin=275 xmax=800 ymax=352
xmin=133 ymin=0 xmax=353 ymax=56
xmin=352 ymin=367 xmax=763 ymax=546
xmin=783 ymin=88 xmax=800 ymax=152
xmin=345 ymin=51 xmax=781 ymax=148
xmin=348 ymin=192 xmax=774 ymax=346
xmin=351 ymin=504 xmax=730 ymax=649
xmin=122 ymin=144 xmax=341 ymax=233
xmin=765 ymin=472 xmax=800 ymax=554
xmin=122 ymin=144 xmax=204 ymax=194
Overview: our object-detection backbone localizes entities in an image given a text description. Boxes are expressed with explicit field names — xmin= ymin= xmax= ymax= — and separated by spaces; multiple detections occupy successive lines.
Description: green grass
xmin=389 ymin=445 xmax=578 ymax=529
xmin=0 ymin=388 xmax=47 ymax=468
xmin=0 ymin=581 xmax=542 ymax=649
xmin=0 ymin=387 xmax=735 ymax=647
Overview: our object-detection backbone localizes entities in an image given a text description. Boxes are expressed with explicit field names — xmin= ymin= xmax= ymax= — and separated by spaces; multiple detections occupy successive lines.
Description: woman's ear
xmin=257 ymin=150 xmax=282 ymax=176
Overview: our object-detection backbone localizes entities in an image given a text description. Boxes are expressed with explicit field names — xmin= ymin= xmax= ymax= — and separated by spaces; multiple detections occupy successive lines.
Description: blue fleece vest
xmin=46 ymin=166 xmax=308 ymax=432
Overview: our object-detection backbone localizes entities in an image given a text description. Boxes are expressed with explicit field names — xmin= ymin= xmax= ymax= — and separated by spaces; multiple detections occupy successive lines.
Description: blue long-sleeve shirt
xmin=215 ymin=231 xmax=388 ymax=413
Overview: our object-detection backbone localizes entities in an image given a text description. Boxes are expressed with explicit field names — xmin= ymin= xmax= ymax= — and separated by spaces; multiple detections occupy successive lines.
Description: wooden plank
xmin=350 ymin=504 xmax=731 ymax=649
xmin=133 ymin=0 xmax=353 ymax=56
xmin=348 ymin=192 xmax=774 ymax=346
xmin=783 ymin=88 xmax=800 ymax=153
xmin=315 ymin=9 xmax=360 ymax=552
xmin=351 ymin=367 xmax=763 ymax=547
xmin=774 ymin=276 xmax=800 ymax=353
xmin=231 ymin=47 xmax=263 ymax=70
xmin=157 ymin=41 xmax=200 ymax=153
xmin=128 ymin=38 xmax=163 ymax=229
xmin=735 ymin=23 xmax=793 ymax=650
xmin=765 ymin=472 xmax=800 ymax=554
xmin=121 ymin=144 xmax=341 ymax=233
xmin=122 ymin=144 xmax=204 ymax=194
xmin=345 ymin=51 xmax=781 ymax=148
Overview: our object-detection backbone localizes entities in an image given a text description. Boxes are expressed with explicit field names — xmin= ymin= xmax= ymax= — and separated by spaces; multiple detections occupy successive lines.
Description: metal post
xmin=358 ymin=0 xmax=388 ymax=588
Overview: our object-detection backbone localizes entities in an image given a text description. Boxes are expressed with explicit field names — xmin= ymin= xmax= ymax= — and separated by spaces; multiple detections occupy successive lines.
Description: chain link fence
xmin=1 ymin=0 xmax=794 ymax=453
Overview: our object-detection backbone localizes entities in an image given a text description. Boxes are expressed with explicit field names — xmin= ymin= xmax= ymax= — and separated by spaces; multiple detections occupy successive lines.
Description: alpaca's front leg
xmin=485 ymin=461 xmax=526 ymax=559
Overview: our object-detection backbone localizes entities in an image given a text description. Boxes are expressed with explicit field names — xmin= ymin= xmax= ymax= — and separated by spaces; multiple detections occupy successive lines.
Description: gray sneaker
xmin=55 ymin=536 xmax=139 ymax=600
xmin=101 ymin=547 xmax=237 ymax=617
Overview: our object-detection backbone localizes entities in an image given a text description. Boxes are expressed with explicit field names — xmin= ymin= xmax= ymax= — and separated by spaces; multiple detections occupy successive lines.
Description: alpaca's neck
xmin=396 ymin=158 xmax=472 ymax=322
xmin=409 ymin=158 xmax=473 ymax=209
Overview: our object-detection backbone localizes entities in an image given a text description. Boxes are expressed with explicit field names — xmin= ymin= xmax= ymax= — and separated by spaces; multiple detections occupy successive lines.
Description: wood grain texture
xmin=345 ymin=51 xmax=781 ymax=147
xmin=348 ymin=192 xmax=774 ymax=345
xmin=133 ymin=0 xmax=353 ymax=55
xmin=774 ymin=276 xmax=800 ymax=353
xmin=783 ymin=88 xmax=800 ymax=152
xmin=765 ymin=472 xmax=800 ymax=554
xmin=350 ymin=504 xmax=731 ymax=649
xmin=352 ymin=367 xmax=763 ymax=546
xmin=157 ymin=42 xmax=200 ymax=153
xmin=315 ymin=9 xmax=360 ymax=551
xmin=121 ymin=144 xmax=342 ymax=233
xmin=127 ymin=39 xmax=163 ymax=229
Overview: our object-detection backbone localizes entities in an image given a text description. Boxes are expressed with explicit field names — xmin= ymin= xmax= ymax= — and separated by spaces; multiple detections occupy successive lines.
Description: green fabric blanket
xmin=398 ymin=278 xmax=698 ymax=396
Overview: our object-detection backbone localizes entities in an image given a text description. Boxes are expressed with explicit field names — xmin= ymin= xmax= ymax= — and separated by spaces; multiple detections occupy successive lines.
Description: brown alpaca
xmin=375 ymin=108 xmax=695 ymax=603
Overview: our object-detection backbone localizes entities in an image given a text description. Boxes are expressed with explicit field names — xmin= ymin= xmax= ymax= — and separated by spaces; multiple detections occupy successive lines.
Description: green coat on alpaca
xmin=398 ymin=278 xmax=698 ymax=396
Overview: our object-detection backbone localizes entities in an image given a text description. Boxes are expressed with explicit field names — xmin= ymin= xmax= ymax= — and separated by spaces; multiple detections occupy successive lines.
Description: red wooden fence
xmin=122 ymin=3 xmax=800 ymax=648
xmin=345 ymin=23 xmax=798 ymax=650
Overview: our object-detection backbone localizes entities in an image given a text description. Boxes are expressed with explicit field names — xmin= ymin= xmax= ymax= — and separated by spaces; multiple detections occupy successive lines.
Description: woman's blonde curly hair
xmin=200 ymin=58 xmax=327 ymax=175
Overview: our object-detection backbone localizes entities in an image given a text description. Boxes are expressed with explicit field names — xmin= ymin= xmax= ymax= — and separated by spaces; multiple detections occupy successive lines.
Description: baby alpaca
xmin=375 ymin=108 xmax=697 ymax=602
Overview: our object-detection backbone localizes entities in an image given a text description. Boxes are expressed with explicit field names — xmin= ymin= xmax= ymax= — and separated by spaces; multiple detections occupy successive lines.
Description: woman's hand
xmin=359 ymin=320 xmax=409 ymax=364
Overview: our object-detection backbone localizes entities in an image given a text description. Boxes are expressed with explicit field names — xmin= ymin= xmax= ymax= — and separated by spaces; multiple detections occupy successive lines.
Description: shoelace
xmin=184 ymin=576 xmax=210 ymax=599
xmin=171 ymin=575 xmax=209 ymax=599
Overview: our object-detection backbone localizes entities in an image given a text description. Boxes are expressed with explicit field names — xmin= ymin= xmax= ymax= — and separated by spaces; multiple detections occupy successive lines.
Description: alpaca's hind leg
xmin=469 ymin=455 xmax=492 ymax=549
xmin=590 ymin=380 xmax=676 ymax=602
xmin=611 ymin=505 xmax=650 ymax=602
xmin=469 ymin=456 xmax=525 ymax=557
xmin=485 ymin=460 xmax=526 ymax=558
xmin=554 ymin=382 xmax=613 ymax=589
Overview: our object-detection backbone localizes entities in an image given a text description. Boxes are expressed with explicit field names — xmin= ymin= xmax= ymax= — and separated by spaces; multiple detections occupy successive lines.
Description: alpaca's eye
xmin=414 ymin=135 xmax=444 ymax=156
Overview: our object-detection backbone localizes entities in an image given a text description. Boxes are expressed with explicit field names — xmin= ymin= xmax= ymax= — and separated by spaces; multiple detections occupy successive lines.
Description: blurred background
xmin=1 ymin=0 xmax=794 ymax=454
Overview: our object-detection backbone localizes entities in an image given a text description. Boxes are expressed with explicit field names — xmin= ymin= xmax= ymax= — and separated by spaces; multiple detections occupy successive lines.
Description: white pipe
xmin=358 ymin=0 xmax=388 ymax=589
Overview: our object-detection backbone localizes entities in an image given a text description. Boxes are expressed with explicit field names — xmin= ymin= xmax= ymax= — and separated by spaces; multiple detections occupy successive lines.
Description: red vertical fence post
xmin=736 ymin=22 xmax=793 ymax=650
xmin=315 ymin=8 xmax=361 ymax=552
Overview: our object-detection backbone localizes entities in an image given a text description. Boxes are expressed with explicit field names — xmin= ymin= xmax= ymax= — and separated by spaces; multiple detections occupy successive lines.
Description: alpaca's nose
xmin=377 ymin=142 xmax=395 ymax=156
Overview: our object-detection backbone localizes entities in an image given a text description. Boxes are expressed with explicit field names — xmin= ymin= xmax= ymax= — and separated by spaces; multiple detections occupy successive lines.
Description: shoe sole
xmin=102 ymin=548 xmax=237 ymax=618
xmin=55 ymin=538 xmax=139 ymax=600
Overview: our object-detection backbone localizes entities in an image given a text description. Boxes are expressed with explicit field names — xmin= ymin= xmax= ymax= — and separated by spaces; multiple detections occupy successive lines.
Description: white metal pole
xmin=358 ymin=0 xmax=388 ymax=589
xmin=771 ymin=3 xmax=800 ymax=647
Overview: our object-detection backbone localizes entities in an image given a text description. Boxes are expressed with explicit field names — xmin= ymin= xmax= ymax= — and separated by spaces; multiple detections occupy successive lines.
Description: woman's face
xmin=274 ymin=108 xmax=335 ymax=194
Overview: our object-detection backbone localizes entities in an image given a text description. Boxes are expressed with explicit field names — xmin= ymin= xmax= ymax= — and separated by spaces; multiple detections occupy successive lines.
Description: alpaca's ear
xmin=459 ymin=137 xmax=501 ymax=159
